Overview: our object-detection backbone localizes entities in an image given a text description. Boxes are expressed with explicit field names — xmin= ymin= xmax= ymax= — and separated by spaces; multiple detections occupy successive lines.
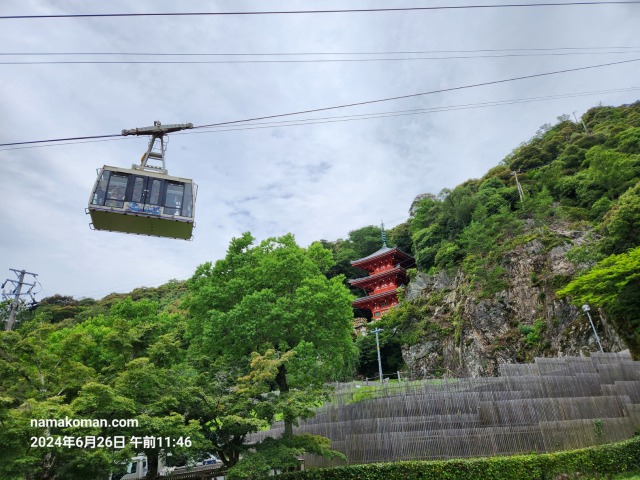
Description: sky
xmin=0 ymin=0 xmax=639 ymax=302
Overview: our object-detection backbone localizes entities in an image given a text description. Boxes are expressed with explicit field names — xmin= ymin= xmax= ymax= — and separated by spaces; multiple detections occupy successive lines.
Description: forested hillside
xmin=1 ymin=102 xmax=639 ymax=479
xmin=335 ymin=102 xmax=640 ymax=377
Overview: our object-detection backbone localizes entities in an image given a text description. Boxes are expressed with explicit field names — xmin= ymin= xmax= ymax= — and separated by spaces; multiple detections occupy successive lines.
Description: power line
xmin=187 ymin=86 xmax=640 ymax=131
xmin=3 ymin=46 xmax=640 ymax=56
xmin=194 ymin=57 xmax=640 ymax=129
xmin=4 ymin=50 xmax=640 ymax=65
xmin=0 ymin=137 xmax=130 ymax=152
xmin=0 ymin=133 xmax=122 ymax=148
xmin=2 ymin=2 xmax=640 ymax=20
xmin=1 ymin=58 xmax=639 ymax=148
xmin=2 ymin=86 xmax=638 ymax=152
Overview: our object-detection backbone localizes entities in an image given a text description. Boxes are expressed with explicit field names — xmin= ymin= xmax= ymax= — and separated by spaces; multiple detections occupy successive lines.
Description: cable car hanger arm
xmin=120 ymin=121 xmax=193 ymax=175
xmin=121 ymin=120 xmax=193 ymax=137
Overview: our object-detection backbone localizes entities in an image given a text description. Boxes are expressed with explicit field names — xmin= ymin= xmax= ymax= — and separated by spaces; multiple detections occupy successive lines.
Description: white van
xmin=110 ymin=454 xmax=172 ymax=479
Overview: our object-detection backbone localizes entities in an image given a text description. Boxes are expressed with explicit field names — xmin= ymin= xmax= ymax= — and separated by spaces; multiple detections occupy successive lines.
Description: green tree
xmin=600 ymin=181 xmax=640 ymax=254
xmin=0 ymin=297 xmax=199 ymax=480
xmin=0 ymin=395 xmax=114 ymax=480
xmin=558 ymin=247 xmax=640 ymax=357
xmin=185 ymin=233 xmax=357 ymax=438
xmin=321 ymin=225 xmax=388 ymax=281
xmin=179 ymin=359 xmax=270 ymax=468
xmin=0 ymin=320 xmax=105 ymax=480
xmin=578 ymin=146 xmax=639 ymax=204
xmin=223 ymin=348 xmax=345 ymax=478
xmin=348 ymin=225 xmax=385 ymax=257
xmin=388 ymin=222 xmax=413 ymax=256
xmin=109 ymin=359 xmax=207 ymax=479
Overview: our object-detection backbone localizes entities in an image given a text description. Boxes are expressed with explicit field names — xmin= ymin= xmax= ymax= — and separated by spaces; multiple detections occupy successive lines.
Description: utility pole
xmin=372 ymin=327 xmax=384 ymax=383
xmin=512 ymin=171 xmax=524 ymax=203
xmin=581 ymin=304 xmax=604 ymax=353
xmin=573 ymin=111 xmax=589 ymax=133
xmin=2 ymin=269 xmax=38 ymax=331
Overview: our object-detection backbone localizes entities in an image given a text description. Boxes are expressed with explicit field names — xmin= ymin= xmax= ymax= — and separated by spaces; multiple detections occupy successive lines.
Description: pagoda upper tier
xmin=349 ymin=246 xmax=415 ymax=319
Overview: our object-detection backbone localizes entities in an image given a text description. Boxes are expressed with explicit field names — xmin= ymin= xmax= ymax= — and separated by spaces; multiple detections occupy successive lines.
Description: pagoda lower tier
xmin=349 ymin=266 xmax=408 ymax=296
xmin=351 ymin=289 xmax=400 ymax=319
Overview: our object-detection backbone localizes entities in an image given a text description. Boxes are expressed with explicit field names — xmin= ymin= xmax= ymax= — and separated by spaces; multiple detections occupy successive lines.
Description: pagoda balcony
xmin=372 ymin=284 xmax=399 ymax=295
xmin=352 ymin=289 xmax=399 ymax=307
xmin=348 ymin=266 xmax=407 ymax=289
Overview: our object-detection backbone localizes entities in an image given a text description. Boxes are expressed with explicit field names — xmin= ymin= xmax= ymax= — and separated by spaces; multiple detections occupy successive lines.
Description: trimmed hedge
xmin=276 ymin=436 xmax=640 ymax=480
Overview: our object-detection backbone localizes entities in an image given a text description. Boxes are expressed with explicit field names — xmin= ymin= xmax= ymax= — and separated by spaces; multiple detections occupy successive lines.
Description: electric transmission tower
xmin=2 ymin=268 xmax=39 ymax=331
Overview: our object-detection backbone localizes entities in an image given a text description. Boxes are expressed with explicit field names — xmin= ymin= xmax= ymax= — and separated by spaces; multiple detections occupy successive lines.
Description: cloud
xmin=1 ymin=0 xmax=639 ymax=298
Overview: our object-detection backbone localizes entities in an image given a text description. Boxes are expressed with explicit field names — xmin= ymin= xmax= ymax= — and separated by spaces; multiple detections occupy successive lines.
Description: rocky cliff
xmin=401 ymin=221 xmax=626 ymax=378
xmin=348 ymin=103 xmax=640 ymax=379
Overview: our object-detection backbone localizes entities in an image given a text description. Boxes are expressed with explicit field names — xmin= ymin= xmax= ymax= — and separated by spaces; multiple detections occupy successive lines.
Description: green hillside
xmin=326 ymin=102 xmax=640 ymax=377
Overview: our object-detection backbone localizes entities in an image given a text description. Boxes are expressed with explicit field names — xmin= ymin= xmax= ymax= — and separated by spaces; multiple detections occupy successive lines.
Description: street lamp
xmin=582 ymin=304 xmax=604 ymax=353
xmin=372 ymin=327 xmax=384 ymax=383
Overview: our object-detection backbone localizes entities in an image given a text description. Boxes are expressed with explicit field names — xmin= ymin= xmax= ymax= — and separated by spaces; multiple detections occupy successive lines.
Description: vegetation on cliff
xmin=338 ymin=102 xmax=640 ymax=374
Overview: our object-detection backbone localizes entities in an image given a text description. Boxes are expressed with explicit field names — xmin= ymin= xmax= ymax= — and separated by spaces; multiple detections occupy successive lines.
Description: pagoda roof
xmin=352 ymin=289 xmax=398 ymax=306
xmin=349 ymin=266 xmax=406 ymax=287
xmin=350 ymin=246 xmax=414 ymax=268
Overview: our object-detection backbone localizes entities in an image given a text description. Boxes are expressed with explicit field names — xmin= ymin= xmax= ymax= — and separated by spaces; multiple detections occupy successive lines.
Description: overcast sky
xmin=0 ymin=0 xmax=639 ymax=302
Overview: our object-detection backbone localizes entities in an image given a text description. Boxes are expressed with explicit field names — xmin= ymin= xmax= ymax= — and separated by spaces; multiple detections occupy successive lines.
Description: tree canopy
xmin=185 ymin=233 xmax=356 ymax=379
xmin=184 ymin=232 xmax=356 ymax=471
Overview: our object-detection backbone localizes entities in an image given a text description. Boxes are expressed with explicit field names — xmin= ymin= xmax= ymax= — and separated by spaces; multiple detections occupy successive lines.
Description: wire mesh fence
xmin=248 ymin=351 xmax=640 ymax=467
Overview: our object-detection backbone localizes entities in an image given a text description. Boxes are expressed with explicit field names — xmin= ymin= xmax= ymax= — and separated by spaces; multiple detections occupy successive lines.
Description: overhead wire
xmin=2 ymin=2 xmax=640 ymax=20
xmin=2 ymin=86 xmax=638 ymax=152
xmin=3 ymin=46 xmax=640 ymax=56
xmin=0 ymin=133 xmax=123 ymax=148
xmin=193 ymin=57 xmax=640 ymax=129
xmin=4 ymin=50 xmax=640 ymax=65
xmin=1 ymin=57 xmax=639 ymax=148
xmin=0 ymin=137 xmax=130 ymax=152
xmin=186 ymin=87 xmax=640 ymax=132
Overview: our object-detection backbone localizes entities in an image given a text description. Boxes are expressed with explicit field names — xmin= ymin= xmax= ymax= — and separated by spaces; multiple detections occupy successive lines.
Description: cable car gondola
xmin=86 ymin=121 xmax=197 ymax=240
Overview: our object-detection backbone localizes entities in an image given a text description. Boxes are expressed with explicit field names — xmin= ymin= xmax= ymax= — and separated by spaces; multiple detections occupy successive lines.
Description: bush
xmin=277 ymin=436 xmax=640 ymax=480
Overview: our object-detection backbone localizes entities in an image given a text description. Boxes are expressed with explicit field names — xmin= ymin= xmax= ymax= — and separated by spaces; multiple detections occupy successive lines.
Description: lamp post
xmin=582 ymin=304 xmax=604 ymax=353
xmin=372 ymin=327 xmax=384 ymax=383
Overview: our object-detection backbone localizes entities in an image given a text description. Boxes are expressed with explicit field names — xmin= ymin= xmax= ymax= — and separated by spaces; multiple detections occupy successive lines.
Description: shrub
xmin=276 ymin=436 xmax=640 ymax=480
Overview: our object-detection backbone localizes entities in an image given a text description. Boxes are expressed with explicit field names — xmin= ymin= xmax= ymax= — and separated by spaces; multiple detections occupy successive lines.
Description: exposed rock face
xmin=404 ymin=270 xmax=453 ymax=302
xmin=401 ymin=226 xmax=626 ymax=378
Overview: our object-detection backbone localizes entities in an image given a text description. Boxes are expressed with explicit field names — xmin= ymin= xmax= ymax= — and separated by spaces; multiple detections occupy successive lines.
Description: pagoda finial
xmin=381 ymin=220 xmax=387 ymax=248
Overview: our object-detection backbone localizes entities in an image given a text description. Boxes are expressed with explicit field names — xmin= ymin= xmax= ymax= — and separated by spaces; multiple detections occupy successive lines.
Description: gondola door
xmin=128 ymin=175 xmax=163 ymax=216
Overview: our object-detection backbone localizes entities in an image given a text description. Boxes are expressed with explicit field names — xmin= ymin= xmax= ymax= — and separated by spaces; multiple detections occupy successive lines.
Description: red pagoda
xmin=349 ymin=231 xmax=415 ymax=320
